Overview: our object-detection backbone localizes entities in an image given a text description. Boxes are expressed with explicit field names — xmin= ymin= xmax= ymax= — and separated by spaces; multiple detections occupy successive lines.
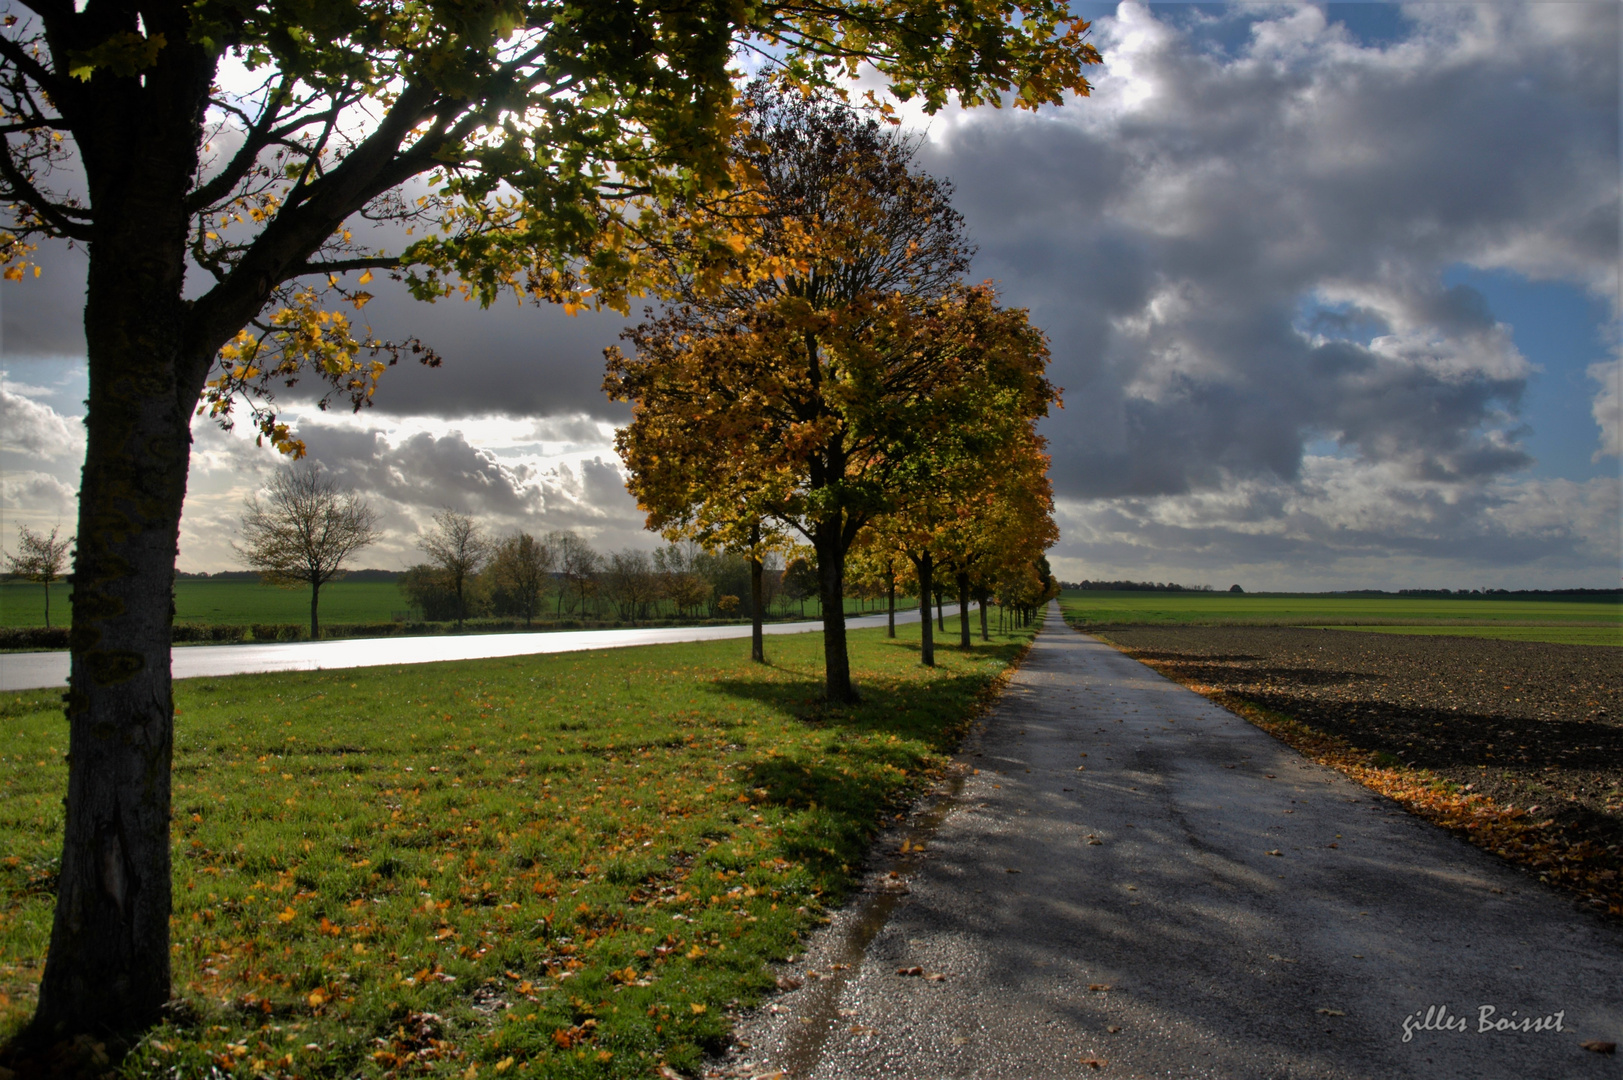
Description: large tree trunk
xmin=35 ymin=206 xmax=206 ymax=1049
xmin=23 ymin=36 xmax=223 ymax=1048
xmin=750 ymin=555 xmax=765 ymax=663
xmin=957 ymin=571 xmax=971 ymax=649
xmin=812 ymin=522 xmax=856 ymax=702
xmin=310 ymin=580 xmax=322 ymax=639
xmin=916 ymin=552 xmax=934 ymax=667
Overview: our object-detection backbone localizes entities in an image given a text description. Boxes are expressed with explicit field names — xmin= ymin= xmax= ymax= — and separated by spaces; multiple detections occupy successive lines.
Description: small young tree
xmin=5 ymin=525 xmax=73 ymax=629
xmin=420 ymin=510 xmax=492 ymax=629
xmin=489 ymin=533 xmax=555 ymax=627
xmin=780 ymin=552 xmax=820 ymax=618
xmin=236 ymin=466 xmax=380 ymax=637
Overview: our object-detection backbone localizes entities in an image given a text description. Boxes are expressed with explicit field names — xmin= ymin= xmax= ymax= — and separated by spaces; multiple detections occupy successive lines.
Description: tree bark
xmin=813 ymin=522 xmax=857 ymax=702
xmin=957 ymin=571 xmax=971 ymax=649
xmin=750 ymin=555 xmax=765 ymax=663
xmin=34 ymin=140 xmax=209 ymax=1046
xmin=309 ymin=580 xmax=321 ymax=639
xmin=886 ymin=570 xmax=895 ymax=639
xmin=916 ymin=552 xmax=934 ymax=667
xmin=979 ymin=597 xmax=989 ymax=641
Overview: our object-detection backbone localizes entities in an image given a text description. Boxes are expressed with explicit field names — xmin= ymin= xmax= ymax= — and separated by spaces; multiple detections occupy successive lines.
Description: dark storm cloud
xmin=294 ymin=423 xmax=541 ymax=517
xmin=1 ymin=240 xmax=89 ymax=360
xmin=918 ymin=1 xmax=1618 ymax=503
xmin=336 ymin=284 xmax=633 ymax=421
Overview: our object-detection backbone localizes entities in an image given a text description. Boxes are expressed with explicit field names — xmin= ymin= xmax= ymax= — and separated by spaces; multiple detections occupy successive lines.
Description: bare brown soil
xmin=1093 ymin=626 xmax=1622 ymax=911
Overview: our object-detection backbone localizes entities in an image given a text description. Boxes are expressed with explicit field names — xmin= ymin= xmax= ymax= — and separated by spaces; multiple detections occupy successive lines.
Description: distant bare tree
xmin=5 ymin=524 xmax=73 ymax=628
xmin=549 ymin=531 xmax=601 ymax=617
xmin=489 ymin=532 xmax=555 ymax=627
xmin=236 ymin=467 xmax=380 ymax=637
xmin=654 ymin=543 xmax=712 ymax=618
xmin=604 ymin=548 xmax=661 ymax=624
xmin=420 ymin=509 xmax=493 ymax=629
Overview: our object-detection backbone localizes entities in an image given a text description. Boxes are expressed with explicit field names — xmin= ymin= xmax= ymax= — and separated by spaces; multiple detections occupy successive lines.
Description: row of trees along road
xmin=403 ymin=528 xmax=818 ymax=628
xmin=224 ymin=470 xmax=906 ymax=638
xmin=606 ymin=87 xmax=1062 ymax=701
xmin=0 ymin=0 xmax=1100 ymax=1050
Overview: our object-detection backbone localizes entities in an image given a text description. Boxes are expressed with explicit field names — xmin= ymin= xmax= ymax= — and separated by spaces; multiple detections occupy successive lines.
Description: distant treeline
xmin=176 ymin=568 xmax=402 ymax=583
xmin=1341 ymin=588 xmax=1622 ymax=600
xmin=1064 ymin=580 xmax=1218 ymax=593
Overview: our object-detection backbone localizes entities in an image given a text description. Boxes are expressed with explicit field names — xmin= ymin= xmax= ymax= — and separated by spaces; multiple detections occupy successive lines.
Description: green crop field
xmin=0 ymin=580 xmax=409 ymax=628
xmin=0 ymin=616 xmax=1032 ymax=1077
xmin=1059 ymin=590 xmax=1621 ymax=647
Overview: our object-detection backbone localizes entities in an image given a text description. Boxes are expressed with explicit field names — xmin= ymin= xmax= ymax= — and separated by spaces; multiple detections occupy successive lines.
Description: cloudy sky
xmin=2 ymin=1 xmax=1619 ymax=590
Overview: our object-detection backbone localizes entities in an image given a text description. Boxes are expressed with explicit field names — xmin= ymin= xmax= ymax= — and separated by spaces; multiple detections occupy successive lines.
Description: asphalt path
xmin=726 ymin=601 xmax=1623 ymax=1079
xmin=0 ymin=608 xmax=923 ymax=691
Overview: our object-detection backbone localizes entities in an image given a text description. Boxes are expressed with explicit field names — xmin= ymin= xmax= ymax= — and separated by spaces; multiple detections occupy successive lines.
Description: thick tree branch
xmin=297 ymin=255 xmax=402 ymax=274
xmin=184 ymin=80 xmax=446 ymax=357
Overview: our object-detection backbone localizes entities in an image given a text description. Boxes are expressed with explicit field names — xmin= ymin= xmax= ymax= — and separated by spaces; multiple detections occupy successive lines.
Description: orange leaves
xmin=550 ymin=1019 xmax=597 ymax=1049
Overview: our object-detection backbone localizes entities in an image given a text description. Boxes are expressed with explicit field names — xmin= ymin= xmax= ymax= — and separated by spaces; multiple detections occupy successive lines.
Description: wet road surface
xmin=726 ymin=602 xmax=1623 ymax=1079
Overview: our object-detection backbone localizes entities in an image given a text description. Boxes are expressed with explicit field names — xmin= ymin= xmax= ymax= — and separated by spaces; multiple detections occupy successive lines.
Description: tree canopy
xmin=607 ymin=90 xmax=1058 ymax=699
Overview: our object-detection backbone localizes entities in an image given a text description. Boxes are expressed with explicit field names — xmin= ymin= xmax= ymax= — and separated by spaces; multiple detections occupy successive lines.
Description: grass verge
xmin=1096 ymin=641 xmax=1623 ymax=923
xmin=0 ymin=620 xmax=1031 ymax=1078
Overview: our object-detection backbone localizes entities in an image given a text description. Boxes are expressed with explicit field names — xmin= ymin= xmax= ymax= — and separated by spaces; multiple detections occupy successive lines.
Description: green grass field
xmin=1060 ymin=590 xmax=1621 ymax=647
xmin=0 ymin=580 xmax=406 ymax=628
xmin=1 ymin=579 xmax=909 ymax=630
xmin=0 ymin=616 xmax=1028 ymax=1077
